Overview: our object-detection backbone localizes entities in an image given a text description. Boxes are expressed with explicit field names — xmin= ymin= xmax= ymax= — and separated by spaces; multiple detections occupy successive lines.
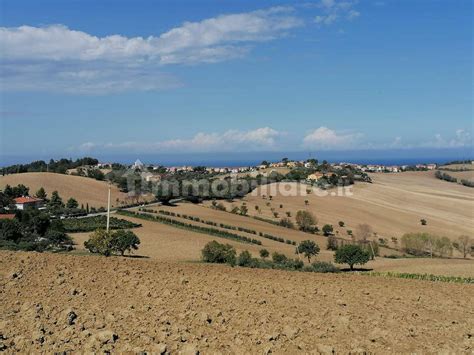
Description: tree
xmin=240 ymin=205 xmax=248 ymax=216
xmin=434 ymin=236 xmax=453 ymax=257
xmin=84 ymin=229 xmax=114 ymax=256
xmin=297 ymin=240 xmax=320 ymax=263
xmin=304 ymin=199 xmax=309 ymax=206
xmin=338 ymin=221 xmax=345 ymax=227
xmin=201 ymin=241 xmax=236 ymax=265
xmin=356 ymin=224 xmax=373 ymax=241
xmin=295 ymin=210 xmax=317 ymax=232
xmin=35 ymin=187 xmax=47 ymax=200
xmin=455 ymin=235 xmax=472 ymax=259
xmin=322 ymin=224 xmax=333 ymax=236
xmin=111 ymin=230 xmax=140 ymax=256
xmin=48 ymin=191 xmax=64 ymax=210
xmin=334 ymin=245 xmax=370 ymax=271
xmin=259 ymin=248 xmax=269 ymax=259
xmin=66 ymin=197 xmax=79 ymax=209
xmin=420 ymin=219 xmax=427 ymax=226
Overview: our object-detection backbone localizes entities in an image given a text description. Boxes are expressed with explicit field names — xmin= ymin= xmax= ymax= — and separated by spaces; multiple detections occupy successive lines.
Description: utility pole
xmin=106 ymin=182 xmax=111 ymax=232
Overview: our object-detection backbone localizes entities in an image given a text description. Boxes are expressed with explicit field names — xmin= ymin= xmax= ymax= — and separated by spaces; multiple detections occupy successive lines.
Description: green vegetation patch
xmin=365 ymin=271 xmax=474 ymax=284
xmin=62 ymin=216 xmax=141 ymax=232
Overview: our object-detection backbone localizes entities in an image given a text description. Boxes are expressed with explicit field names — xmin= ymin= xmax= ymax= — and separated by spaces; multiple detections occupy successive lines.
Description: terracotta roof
xmin=0 ymin=214 xmax=15 ymax=220
xmin=14 ymin=196 xmax=43 ymax=204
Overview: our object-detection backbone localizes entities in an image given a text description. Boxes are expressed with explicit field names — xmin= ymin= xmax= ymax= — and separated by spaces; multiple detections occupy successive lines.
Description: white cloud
xmin=303 ymin=126 xmax=362 ymax=150
xmin=78 ymin=127 xmax=281 ymax=153
xmin=313 ymin=0 xmax=360 ymax=26
xmin=424 ymin=129 xmax=472 ymax=148
xmin=0 ymin=7 xmax=302 ymax=94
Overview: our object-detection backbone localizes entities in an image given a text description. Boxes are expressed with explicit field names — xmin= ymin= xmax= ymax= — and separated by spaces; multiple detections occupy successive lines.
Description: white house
xmin=14 ymin=196 xmax=44 ymax=210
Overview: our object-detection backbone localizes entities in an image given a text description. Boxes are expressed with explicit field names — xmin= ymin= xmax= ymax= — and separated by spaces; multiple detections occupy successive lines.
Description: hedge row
xmin=62 ymin=215 xmax=141 ymax=232
xmin=365 ymin=271 xmax=474 ymax=284
xmin=151 ymin=209 xmax=296 ymax=245
xmin=118 ymin=210 xmax=262 ymax=245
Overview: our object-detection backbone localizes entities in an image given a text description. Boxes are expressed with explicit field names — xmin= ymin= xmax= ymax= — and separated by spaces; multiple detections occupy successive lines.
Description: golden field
xmin=204 ymin=171 xmax=474 ymax=241
xmin=0 ymin=172 xmax=126 ymax=208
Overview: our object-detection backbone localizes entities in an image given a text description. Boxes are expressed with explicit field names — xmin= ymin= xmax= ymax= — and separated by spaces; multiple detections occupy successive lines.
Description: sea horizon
xmin=1 ymin=147 xmax=472 ymax=168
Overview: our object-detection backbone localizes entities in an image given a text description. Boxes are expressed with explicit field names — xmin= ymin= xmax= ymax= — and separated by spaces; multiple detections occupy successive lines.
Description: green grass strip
xmin=365 ymin=271 xmax=474 ymax=284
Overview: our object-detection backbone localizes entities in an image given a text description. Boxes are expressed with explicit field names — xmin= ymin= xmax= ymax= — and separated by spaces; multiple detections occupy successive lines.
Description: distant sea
xmin=1 ymin=147 xmax=472 ymax=168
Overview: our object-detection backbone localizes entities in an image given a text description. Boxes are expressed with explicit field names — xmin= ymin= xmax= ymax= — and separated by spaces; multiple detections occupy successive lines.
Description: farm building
xmin=14 ymin=196 xmax=44 ymax=210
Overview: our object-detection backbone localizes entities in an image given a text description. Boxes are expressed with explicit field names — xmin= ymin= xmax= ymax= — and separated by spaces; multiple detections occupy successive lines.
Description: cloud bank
xmin=1 ymin=7 xmax=302 ymax=94
xmin=77 ymin=126 xmax=472 ymax=154
xmin=79 ymin=127 xmax=281 ymax=153
xmin=1 ymin=2 xmax=362 ymax=94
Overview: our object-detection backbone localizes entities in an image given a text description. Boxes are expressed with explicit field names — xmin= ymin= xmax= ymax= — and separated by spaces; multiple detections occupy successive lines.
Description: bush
xmin=272 ymin=252 xmax=288 ymax=264
xmin=279 ymin=217 xmax=294 ymax=229
xmin=334 ymin=244 xmax=370 ymax=271
xmin=237 ymin=250 xmax=253 ymax=266
xmin=310 ymin=261 xmax=340 ymax=273
xmin=259 ymin=248 xmax=269 ymax=259
xmin=338 ymin=221 xmax=345 ymax=227
xmin=322 ymin=224 xmax=333 ymax=236
xmin=201 ymin=241 xmax=236 ymax=265
xmin=84 ymin=229 xmax=114 ymax=256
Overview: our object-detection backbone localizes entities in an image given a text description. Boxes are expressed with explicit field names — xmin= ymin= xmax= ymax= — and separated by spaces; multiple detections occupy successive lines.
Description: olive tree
xmin=334 ymin=244 xmax=370 ymax=271
xmin=297 ymin=240 xmax=320 ymax=263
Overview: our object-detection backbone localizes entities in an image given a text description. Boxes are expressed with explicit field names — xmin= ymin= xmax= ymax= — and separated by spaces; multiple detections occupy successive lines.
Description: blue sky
xmin=0 ymin=0 xmax=472 ymax=161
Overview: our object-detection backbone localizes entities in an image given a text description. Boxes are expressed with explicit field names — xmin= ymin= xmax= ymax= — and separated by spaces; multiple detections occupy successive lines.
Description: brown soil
xmin=1 ymin=251 xmax=472 ymax=353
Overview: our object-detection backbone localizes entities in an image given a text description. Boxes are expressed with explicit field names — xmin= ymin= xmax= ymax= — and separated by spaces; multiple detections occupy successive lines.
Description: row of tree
xmin=202 ymin=240 xmax=371 ymax=271
xmin=1 ymin=157 xmax=99 ymax=175
xmin=401 ymin=233 xmax=472 ymax=258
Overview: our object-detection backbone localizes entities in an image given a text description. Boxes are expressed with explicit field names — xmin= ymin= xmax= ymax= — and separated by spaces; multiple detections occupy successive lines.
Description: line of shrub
xmin=143 ymin=209 xmax=297 ymax=245
xmin=460 ymin=179 xmax=474 ymax=188
xmin=118 ymin=210 xmax=262 ymax=245
xmin=202 ymin=240 xmax=339 ymax=273
xmin=62 ymin=215 xmax=142 ymax=232
xmin=435 ymin=170 xmax=457 ymax=183
xmin=365 ymin=271 xmax=474 ymax=284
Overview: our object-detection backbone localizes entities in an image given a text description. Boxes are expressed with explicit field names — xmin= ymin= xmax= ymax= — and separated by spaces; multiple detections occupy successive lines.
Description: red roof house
xmin=14 ymin=196 xmax=44 ymax=210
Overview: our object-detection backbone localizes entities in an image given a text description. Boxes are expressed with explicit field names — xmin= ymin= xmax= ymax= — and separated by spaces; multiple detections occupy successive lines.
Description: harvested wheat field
xmin=71 ymin=213 xmax=306 ymax=262
xmin=1 ymin=251 xmax=473 ymax=353
xmin=70 ymin=211 xmax=474 ymax=277
xmin=0 ymin=172 xmax=126 ymax=208
xmin=205 ymin=172 xmax=474 ymax=243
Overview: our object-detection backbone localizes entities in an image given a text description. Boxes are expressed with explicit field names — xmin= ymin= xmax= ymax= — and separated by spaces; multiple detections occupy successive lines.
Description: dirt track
xmin=1 ymin=251 xmax=473 ymax=353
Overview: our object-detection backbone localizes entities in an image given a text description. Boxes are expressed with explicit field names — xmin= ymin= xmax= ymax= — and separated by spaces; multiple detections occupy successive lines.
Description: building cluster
xmin=95 ymin=158 xmax=439 ymax=182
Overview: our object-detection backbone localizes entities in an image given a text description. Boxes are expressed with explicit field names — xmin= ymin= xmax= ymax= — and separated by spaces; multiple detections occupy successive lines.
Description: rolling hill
xmin=0 ymin=172 xmax=127 ymax=208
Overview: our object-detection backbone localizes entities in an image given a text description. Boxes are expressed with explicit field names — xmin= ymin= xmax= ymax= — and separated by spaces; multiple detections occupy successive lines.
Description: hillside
xmin=0 ymin=172 xmax=127 ymax=208
xmin=203 ymin=171 xmax=474 ymax=242
xmin=1 ymin=251 xmax=472 ymax=353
